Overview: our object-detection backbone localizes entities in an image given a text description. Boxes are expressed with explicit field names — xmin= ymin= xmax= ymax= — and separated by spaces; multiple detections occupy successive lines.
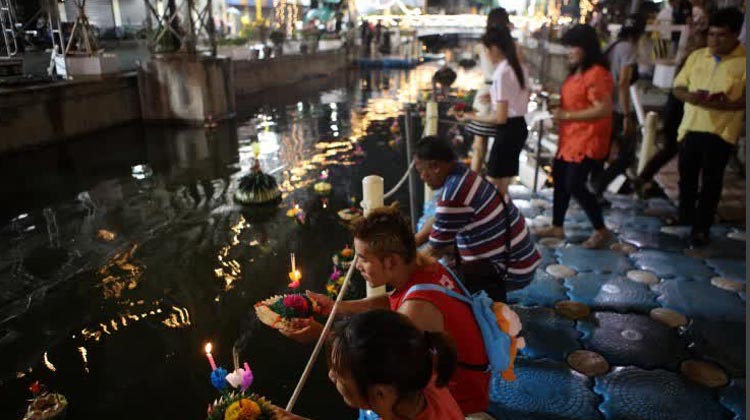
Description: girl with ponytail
xmin=273 ymin=310 xmax=464 ymax=420
xmin=457 ymin=26 xmax=530 ymax=196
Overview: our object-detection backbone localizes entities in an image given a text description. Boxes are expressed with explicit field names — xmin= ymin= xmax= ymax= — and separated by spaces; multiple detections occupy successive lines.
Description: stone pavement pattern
xmin=484 ymin=185 xmax=744 ymax=420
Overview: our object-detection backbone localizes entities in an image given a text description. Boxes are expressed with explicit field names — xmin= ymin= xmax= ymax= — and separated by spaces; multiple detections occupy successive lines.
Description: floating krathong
xmin=337 ymin=207 xmax=363 ymax=223
xmin=254 ymin=294 xmax=319 ymax=331
xmin=313 ymin=181 xmax=332 ymax=194
xmin=204 ymin=344 xmax=269 ymax=420
xmin=285 ymin=204 xmax=306 ymax=224
xmin=234 ymin=145 xmax=282 ymax=206
xmin=332 ymin=245 xmax=355 ymax=269
xmin=325 ymin=265 xmax=354 ymax=298
xmin=22 ymin=382 xmax=67 ymax=420
xmin=206 ymin=392 xmax=274 ymax=420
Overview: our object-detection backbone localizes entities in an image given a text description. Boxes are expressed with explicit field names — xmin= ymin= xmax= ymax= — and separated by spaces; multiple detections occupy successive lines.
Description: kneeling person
xmin=282 ymin=207 xmax=490 ymax=416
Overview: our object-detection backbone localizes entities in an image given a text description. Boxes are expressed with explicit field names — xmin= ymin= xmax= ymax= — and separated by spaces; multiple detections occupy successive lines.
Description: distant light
xmin=131 ymin=164 xmax=152 ymax=180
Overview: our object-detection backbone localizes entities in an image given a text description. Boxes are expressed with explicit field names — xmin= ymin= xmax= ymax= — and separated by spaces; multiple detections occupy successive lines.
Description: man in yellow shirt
xmin=672 ymin=7 xmax=745 ymax=246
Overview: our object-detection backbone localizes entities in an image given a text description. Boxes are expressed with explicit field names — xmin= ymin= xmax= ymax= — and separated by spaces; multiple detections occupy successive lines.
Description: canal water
xmin=0 ymin=65 xmax=482 ymax=419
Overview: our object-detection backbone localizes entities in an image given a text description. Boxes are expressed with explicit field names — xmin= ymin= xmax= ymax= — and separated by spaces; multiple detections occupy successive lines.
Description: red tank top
xmin=389 ymin=263 xmax=490 ymax=415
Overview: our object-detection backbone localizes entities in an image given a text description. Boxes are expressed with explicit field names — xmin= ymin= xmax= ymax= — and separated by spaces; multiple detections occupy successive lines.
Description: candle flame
xmin=205 ymin=343 xmax=213 ymax=354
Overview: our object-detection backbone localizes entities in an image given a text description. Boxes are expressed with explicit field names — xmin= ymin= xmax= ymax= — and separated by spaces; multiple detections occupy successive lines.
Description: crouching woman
xmin=273 ymin=310 xmax=464 ymax=420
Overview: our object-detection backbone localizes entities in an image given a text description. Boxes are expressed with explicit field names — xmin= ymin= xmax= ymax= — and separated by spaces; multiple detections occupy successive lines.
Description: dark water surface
xmin=0 ymin=68 xmax=440 ymax=419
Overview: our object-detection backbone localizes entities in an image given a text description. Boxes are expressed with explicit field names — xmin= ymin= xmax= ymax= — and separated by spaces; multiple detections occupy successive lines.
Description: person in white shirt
xmin=465 ymin=8 xmax=513 ymax=175
xmin=456 ymin=26 xmax=530 ymax=196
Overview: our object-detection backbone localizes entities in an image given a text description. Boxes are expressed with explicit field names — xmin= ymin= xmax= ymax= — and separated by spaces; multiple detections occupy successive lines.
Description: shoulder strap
xmin=404 ymin=283 xmax=472 ymax=305
xmin=436 ymin=262 xmax=473 ymax=296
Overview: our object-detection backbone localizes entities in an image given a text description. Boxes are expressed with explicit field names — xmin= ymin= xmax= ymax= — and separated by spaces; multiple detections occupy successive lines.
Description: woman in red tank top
xmin=278 ymin=207 xmax=490 ymax=415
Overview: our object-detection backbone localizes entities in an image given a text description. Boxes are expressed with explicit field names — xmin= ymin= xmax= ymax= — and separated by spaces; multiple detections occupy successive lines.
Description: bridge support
xmin=138 ymin=54 xmax=235 ymax=123
xmin=137 ymin=0 xmax=233 ymax=124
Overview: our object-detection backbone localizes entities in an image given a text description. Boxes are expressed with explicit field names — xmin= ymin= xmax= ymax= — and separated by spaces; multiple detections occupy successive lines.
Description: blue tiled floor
xmin=654 ymin=278 xmax=746 ymax=322
xmin=556 ymin=247 xmax=633 ymax=274
xmin=565 ymin=273 xmax=658 ymax=313
xmin=594 ymin=367 xmax=732 ymax=420
xmin=486 ymin=187 xmax=745 ymax=419
xmin=489 ymin=358 xmax=601 ymax=420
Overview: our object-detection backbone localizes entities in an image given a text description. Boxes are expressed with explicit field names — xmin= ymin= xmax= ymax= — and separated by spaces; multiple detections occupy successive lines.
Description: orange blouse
xmin=557 ymin=64 xmax=614 ymax=162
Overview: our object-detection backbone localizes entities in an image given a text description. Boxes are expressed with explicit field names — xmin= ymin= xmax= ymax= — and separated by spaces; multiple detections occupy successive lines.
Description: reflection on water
xmin=0 ymin=64 xmax=474 ymax=419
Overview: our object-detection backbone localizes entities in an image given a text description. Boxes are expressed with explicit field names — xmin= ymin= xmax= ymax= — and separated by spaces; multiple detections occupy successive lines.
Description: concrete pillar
xmin=138 ymin=54 xmax=235 ymax=123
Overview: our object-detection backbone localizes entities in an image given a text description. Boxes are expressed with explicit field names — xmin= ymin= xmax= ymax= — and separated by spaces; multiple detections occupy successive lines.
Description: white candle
xmin=362 ymin=175 xmax=384 ymax=216
xmin=425 ymin=100 xmax=438 ymax=136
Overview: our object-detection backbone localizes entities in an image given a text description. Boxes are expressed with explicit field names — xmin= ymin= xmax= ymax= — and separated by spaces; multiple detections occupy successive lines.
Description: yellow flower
xmin=224 ymin=399 xmax=261 ymax=420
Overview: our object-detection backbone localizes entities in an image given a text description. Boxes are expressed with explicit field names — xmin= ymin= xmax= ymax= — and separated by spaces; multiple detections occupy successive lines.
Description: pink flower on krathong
xmin=330 ymin=265 xmax=342 ymax=281
xmin=283 ymin=294 xmax=309 ymax=315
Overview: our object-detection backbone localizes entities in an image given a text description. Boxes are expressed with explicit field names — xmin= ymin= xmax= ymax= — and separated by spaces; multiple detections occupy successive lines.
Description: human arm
xmin=675 ymin=88 xmax=746 ymax=110
xmin=557 ymin=66 xmax=614 ymax=122
xmin=415 ymin=217 xmax=435 ymax=247
xmin=279 ymin=291 xmax=390 ymax=344
xmin=458 ymin=101 xmax=509 ymax=125
xmin=305 ymin=290 xmax=390 ymax=317
xmin=616 ymin=42 xmax=637 ymax=118
xmin=271 ymin=405 xmax=311 ymax=420
xmin=555 ymin=96 xmax=612 ymax=121
xmin=617 ymin=64 xmax=633 ymax=124
xmin=425 ymin=198 xmax=473 ymax=260
xmin=397 ymin=299 xmax=445 ymax=332
xmin=419 ymin=243 xmax=452 ymax=260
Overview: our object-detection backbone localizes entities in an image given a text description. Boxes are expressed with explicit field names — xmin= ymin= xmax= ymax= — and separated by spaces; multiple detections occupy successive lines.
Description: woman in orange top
xmin=536 ymin=24 xmax=615 ymax=249
xmin=272 ymin=310 xmax=465 ymax=420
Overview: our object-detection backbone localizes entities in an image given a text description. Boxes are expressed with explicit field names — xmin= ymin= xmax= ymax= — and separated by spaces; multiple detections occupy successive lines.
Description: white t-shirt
xmin=490 ymin=59 xmax=530 ymax=118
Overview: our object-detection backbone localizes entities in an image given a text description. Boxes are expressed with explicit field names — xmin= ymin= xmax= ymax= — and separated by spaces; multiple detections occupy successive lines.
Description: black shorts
xmin=487 ymin=117 xmax=528 ymax=178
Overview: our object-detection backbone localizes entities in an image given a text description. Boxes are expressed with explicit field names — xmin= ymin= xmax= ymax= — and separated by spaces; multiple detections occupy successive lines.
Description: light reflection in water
xmin=214 ymin=215 xmax=250 ymax=291
xmin=43 ymin=352 xmax=56 ymax=372
xmin=78 ymin=346 xmax=90 ymax=373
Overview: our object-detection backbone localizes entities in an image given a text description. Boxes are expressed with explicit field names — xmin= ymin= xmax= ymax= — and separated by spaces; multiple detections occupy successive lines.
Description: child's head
xmin=326 ymin=310 xmax=457 ymax=415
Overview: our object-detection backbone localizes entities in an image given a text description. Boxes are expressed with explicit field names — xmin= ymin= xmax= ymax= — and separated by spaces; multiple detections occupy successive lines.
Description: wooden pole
xmin=285 ymin=255 xmax=359 ymax=412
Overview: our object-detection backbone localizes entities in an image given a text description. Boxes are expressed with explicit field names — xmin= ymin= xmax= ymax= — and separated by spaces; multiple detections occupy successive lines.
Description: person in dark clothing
xmin=590 ymin=18 xmax=644 ymax=195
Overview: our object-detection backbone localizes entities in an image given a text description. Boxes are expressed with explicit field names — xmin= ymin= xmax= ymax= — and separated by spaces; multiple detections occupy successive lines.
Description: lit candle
xmin=205 ymin=343 xmax=217 ymax=371
xmin=288 ymin=253 xmax=302 ymax=288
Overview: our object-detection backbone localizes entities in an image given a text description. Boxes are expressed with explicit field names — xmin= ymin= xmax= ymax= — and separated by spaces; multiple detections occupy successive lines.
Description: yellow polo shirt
xmin=673 ymin=44 xmax=746 ymax=145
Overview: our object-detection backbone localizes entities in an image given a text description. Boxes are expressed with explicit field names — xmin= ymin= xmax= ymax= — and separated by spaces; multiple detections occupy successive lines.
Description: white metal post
xmin=423 ymin=100 xmax=438 ymax=202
